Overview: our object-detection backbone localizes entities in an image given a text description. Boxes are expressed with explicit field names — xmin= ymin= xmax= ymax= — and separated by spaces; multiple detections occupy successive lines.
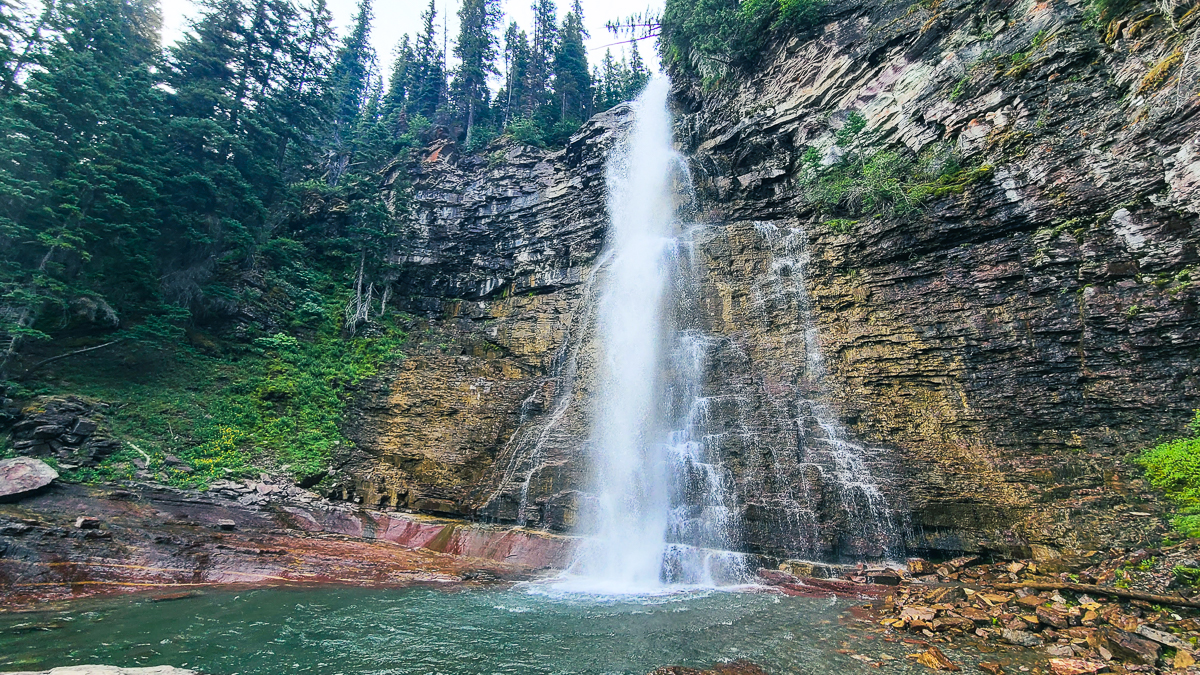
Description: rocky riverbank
xmin=759 ymin=544 xmax=1200 ymax=673
xmin=0 ymin=475 xmax=574 ymax=611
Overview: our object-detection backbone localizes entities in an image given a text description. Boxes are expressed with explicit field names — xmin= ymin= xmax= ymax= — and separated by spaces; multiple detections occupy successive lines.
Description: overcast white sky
xmin=159 ymin=0 xmax=660 ymax=84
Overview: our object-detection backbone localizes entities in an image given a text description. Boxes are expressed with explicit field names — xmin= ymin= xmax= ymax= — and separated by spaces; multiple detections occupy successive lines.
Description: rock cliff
xmin=336 ymin=0 xmax=1200 ymax=561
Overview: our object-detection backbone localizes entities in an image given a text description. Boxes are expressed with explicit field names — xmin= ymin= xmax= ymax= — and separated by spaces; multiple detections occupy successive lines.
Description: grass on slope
xmin=5 ymin=304 xmax=408 ymax=489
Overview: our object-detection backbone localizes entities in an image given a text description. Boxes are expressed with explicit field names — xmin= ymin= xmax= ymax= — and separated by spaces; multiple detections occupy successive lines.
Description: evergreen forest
xmin=0 ymin=0 xmax=651 ymax=484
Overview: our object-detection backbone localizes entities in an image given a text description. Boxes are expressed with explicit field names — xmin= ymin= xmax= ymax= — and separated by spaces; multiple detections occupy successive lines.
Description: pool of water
xmin=0 ymin=583 xmax=997 ymax=674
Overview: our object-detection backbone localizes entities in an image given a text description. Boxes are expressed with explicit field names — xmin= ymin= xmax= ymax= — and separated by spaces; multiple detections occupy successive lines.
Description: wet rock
xmin=866 ymin=569 xmax=902 ymax=585
xmin=908 ymin=558 xmax=936 ymax=575
xmin=0 ymin=457 xmax=58 ymax=501
xmin=909 ymin=646 xmax=960 ymax=671
xmin=1047 ymin=659 xmax=1107 ymax=675
xmin=977 ymin=663 xmax=1004 ymax=675
xmin=1000 ymin=628 xmax=1044 ymax=647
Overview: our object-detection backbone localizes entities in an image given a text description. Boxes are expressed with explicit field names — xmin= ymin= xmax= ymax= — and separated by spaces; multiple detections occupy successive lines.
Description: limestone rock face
xmin=337 ymin=0 xmax=1200 ymax=559
xmin=0 ymin=457 xmax=58 ymax=501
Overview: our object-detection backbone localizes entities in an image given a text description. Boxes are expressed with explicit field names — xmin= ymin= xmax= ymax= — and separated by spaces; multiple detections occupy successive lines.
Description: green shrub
xmin=1137 ymin=410 xmax=1200 ymax=536
xmin=799 ymin=136 xmax=988 ymax=219
xmin=506 ymin=117 xmax=545 ymax=147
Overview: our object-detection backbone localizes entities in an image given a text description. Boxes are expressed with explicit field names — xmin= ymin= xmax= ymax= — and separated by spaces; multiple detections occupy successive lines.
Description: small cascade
xmin=750 ymin=221 xmax=902 ymax=559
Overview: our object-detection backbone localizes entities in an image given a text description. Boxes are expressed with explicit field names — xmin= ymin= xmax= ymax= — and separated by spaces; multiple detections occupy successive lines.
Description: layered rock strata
xmin=336 ymin=0 xmax=1199 ymax=560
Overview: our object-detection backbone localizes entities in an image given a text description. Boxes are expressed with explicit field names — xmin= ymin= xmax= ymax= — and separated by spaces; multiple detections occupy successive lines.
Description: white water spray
xmin=566 ymin=78 xmax=679 ymax=592
xmin=553 ymin=78 xmax=754 ymax=594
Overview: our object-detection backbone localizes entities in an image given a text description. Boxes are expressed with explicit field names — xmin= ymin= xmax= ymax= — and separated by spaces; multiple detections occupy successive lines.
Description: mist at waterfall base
xmin=545 ymin=78 xmax=749 ymax=595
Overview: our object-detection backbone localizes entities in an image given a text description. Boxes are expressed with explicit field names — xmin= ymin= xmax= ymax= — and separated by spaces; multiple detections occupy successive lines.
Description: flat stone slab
xmin=2 ymin=667 xmax=198 ymax=675
xmin=0 ymin=457 xmax=58 ymax=501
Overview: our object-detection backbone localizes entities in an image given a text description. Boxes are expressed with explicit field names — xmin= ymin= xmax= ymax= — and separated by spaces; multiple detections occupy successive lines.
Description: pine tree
xmin=383 ymin=34 xmax=413 ymax=120
xmin=0 ymin=0 xmax=168 ymax=375
xmin=451 ymin=0 xmax=502 ymax=147
xmin=626 ymin=42 xmax=649 ymax=98
xmin=526 ymin=0 xmax=556 ymax=119
xmin=271 ymin=0 xmax=337 ymax=176
xmin=407 ymin=0 xmax=444 ymax=119
xmin=595 ymin=49 xmax=620 ymax=110
xmin=329 ymin=0 xmax=375 ymax=138
xmin=500 ymin=22 xmax=530 ymax=127
xmin=552 ymin=2 xmax=590 ymax=125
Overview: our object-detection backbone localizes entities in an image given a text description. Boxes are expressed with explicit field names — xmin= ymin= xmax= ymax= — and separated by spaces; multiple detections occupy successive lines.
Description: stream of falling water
xmin=553 ymin=78 xmax=747 ymax=594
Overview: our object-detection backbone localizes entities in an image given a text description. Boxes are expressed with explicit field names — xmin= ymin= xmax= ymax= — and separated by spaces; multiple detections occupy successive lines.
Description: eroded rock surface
xmin=331 ymin=0 xmax=1199 ymax=560
xmin=0 ymin=482 xmax=573 ymax=610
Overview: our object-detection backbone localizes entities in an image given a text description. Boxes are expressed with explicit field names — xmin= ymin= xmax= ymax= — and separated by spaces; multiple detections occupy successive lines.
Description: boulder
xmin=0 ymin=456 xmax=58 ymax=501
xmin=1036 ymin=605 xmax=1070 ymax=629
xmin=866 ymin=568 xmax=902 ymax=585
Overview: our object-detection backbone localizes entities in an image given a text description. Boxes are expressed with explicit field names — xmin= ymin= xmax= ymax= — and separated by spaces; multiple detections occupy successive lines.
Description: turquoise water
xmin=0 ymin=584 xmax=991 ymax=674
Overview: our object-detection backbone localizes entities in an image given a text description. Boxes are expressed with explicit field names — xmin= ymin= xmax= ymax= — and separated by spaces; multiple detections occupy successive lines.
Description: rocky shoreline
xmin=7 ymin=463 xmax=1200 ymax=674
xmin=0 ymin=475 xmax=574 ymax=612
xmin=758 ymin=546 xmax=1200 ymax=674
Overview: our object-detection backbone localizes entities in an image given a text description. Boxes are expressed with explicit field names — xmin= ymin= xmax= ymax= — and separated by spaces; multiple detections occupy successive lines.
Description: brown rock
xmin=867 ymin=569 xmax=902 ymax=585
xmin=908 ymin=558 xmax=936 ymax=574
xmin=0 ymin=457 xmax=58 ymax=501
xmin=932 ymin=616 xmax=975 ymax=632
xmin=74 ymin=516 xmax=100 ymax=529
xmin=926 ymin=587 xmax=965 ymax=603
xmin=912 ymin=646 xmax=961 ymax=671
xmin=978 ymin=663 xmax=1004 ymax=675
xmin=1099 ymin=627 xmax=1161 ymax=665
xmin=1037 ymin=605 xmax=1071 ymax=629
xmin=1176 ymin=649 xmax=1197 ymax=669
xmin=1016 ymin=595 xmax=1045 ymax=609
xmin=1048 ymin=658 xmax=1108 ymax=675
xmin=960 ymin=607 xmax=992 ymax=624
xmin=901 ymin=606 xmax=937 ymax=622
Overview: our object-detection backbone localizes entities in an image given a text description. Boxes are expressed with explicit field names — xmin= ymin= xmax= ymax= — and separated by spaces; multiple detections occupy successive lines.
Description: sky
xmin=159 ymin=0 xmax=661 ymax=85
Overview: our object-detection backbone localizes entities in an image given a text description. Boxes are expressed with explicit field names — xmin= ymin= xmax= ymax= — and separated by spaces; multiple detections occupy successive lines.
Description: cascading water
xmin=558 ymin=78 xmax=746 ymax=593
xmin=750 ymin=221 xmax=903 ymax=559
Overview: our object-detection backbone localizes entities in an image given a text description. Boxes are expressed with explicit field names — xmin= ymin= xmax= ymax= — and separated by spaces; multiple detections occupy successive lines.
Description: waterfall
xmin=557 ymin=78 xmax=746 ymax=593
